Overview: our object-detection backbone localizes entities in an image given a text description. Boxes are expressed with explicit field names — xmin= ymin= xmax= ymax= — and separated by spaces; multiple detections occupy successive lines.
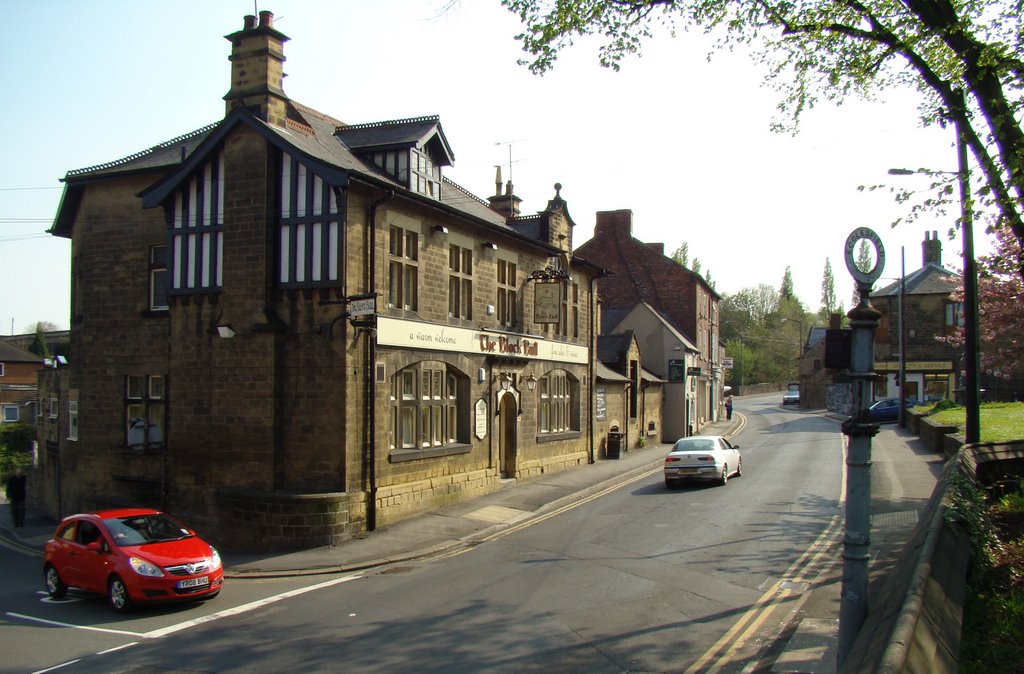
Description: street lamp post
xmin=888 ymin=109 xmax=981 ymax=443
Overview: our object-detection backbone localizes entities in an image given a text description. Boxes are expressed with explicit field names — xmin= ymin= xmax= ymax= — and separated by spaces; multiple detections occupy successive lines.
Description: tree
xmin=27 ymin=322 xmax=51 ymax=359
xmin=670 ymin=242 xmax=689 ymax=267
xmin=820 ymin=258 xmax=837 ymax=322
xmin=691 ymin=257 xmax=702 ymax=275
xmin=851 ymin=239 xmax=873 ymax=306
xmin=779 ymin=266 xmax=794 ymax=301
xmin=502 ymin=0 xmax=1024 ymax=277
xmin=939 ymin=221 xmax=1024 ymax=379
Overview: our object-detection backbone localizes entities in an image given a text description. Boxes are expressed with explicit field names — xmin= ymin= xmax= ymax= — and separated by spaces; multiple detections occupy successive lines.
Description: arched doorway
xmin=498 ymin=391 xmax=518 ymax=478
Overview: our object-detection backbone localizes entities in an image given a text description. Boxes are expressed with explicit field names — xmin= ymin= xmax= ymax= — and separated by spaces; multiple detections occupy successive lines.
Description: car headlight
xmin=129 ymin=556 xmax=164 ymax=577
xmin=209 ymin=547 xmax=222 ymax=571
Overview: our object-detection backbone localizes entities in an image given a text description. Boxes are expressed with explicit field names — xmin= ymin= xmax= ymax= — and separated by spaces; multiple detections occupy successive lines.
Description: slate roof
xmin=807 ymin=326 xmax=827 ymax=349
xmin=0 ymin=340 xmax=43 ymax=363
xmin=335 ymin=115 xmax=454 ymax=165
xmin=600 ymin=307 xmax=632 ymax=334
xmin=595 ymin=362 xmax=629 ymax=382
xmin=872 ymin=263 xmax=959 ymax=298
xmin=53 ymin=100 xmax=539 ymax=244
xmin=597 ymin=333 xmax=633 ymax=369
xmin=63 ymin=124 xmax=219 ymax=180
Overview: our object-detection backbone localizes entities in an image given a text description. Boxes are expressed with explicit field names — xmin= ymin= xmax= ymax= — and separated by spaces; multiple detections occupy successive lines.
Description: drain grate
xmin=871 ymin=510 xmax=919 ymax=528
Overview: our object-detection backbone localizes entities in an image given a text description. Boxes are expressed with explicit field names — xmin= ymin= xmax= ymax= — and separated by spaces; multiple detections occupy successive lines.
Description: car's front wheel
xmin=108 ymin=575 xmax=134 ymax=613
xmin=44 ymin=564 xmax=67 ymax=599
xmin=735 ymin=457 xmax=742 ymax=478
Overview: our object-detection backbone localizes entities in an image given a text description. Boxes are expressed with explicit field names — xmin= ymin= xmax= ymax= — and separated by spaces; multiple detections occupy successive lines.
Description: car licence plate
xmin=177 ymin=576 xmax=210 ymax=589
xmin=675 ymin=468 xmax=699 ymax=474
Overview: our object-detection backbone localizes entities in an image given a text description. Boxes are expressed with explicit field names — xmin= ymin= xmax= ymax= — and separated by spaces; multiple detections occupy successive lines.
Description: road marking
xmin=686 ymin=431 xmax=848 ymax=673
xmin=477 ymin=468 xmax=658 ymax=543
xmin=33 ymin=659 xmax=81 ymax=673
xmin=96 ymin=643 xmax=139 ymax=655
xmin=141 ymin=573 xmax=363 ymax=638
xmin=9 ymin=572 xmax=365 ymax=661
xmin=6 ymin=613 xmax=144 ymax=637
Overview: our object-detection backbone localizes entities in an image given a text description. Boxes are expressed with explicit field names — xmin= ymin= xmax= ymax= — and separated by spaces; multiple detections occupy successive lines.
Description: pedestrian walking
xmin=6 ymin=467 xmax=27 ymax=528
xmin=725 ymin=397 xmax=733 ymax=421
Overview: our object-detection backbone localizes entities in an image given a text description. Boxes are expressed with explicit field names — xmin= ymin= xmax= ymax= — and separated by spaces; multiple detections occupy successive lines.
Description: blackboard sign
xmin=595 ymin=387 xmax=607 ymax=420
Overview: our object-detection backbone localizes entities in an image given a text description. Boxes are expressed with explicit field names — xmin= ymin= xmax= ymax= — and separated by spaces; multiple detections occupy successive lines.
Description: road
xmin=2 ymin=397 xmax=848 ymax=673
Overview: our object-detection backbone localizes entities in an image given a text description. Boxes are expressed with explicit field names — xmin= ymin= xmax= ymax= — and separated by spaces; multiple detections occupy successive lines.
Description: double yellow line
xmin=685 ymin=432 xmax=847 ymax=673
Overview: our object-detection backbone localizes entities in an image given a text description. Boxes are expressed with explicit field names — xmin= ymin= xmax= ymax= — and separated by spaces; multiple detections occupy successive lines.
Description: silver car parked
xmin=664 ymin=435 xmax=742 ymax=487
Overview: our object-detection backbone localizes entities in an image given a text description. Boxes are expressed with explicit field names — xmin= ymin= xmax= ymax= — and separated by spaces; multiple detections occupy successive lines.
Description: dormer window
xmin=337 ymin=116 xmax=453 ymax=203
xmin=412 ymin=149 xmax=441 ymax=199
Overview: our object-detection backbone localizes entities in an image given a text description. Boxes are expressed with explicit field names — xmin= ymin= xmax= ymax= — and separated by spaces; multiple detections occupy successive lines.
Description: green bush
xmin=0 ymin=423 xmax=34 ymax=478
xmin=0 ymin=423 xmax=35 ymax=453
xmin=932 ymin=399 xmax=960 ymax=412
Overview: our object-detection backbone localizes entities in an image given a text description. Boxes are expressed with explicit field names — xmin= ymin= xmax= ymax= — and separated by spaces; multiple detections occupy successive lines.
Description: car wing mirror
xmin=86 ymin=541 xmax=103 ymax=553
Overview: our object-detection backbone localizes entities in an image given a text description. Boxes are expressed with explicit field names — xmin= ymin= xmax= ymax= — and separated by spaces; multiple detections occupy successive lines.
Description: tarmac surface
xmin=1 ymin=403 xmax=946 ymax=673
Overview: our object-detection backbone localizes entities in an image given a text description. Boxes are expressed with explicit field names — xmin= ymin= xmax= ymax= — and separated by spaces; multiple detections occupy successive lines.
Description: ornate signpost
xmin=838 ymin=228 xmax=884 ymax=667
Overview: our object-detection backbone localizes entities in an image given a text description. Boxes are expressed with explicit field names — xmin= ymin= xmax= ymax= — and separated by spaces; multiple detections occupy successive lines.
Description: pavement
xmin=1 ymin=406 xmax=947 ymax=673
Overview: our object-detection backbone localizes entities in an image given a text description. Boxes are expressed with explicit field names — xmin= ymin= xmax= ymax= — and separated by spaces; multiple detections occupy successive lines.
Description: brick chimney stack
xmin=922 ymin=230 xmax=942 ymax=266
xmin=594 ymin=210 xmax=633 ymax=239
xmin=224 ymin=11 xmax=290 ymax=127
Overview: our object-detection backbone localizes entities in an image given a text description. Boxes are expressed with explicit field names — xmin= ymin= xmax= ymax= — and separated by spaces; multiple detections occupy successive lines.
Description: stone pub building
xmin=38 ymin=12 xmax=604 ymax=550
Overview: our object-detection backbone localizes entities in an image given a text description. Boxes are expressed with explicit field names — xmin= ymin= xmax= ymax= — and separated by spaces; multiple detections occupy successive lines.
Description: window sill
xmin=389 ymin=443 xmax=472 ymax=463
xmin=141 ymin=309 xmax=169 ymax=319
xmin=535 ymin=430 xmax=581 ymax=444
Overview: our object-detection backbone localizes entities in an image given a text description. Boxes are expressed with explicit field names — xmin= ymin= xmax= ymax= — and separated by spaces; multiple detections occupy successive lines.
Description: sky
xmin=1 ymin=0 xmax=983 ymax=335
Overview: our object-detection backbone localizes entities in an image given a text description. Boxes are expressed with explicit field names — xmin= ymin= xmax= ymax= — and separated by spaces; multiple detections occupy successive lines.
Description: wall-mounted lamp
xmin=216 ymin=325 xmax=236 ymax=339
xmin=432 ymin=224 xmax=449 ymax=235
xmin=482 ymin=242 xmax=497 ymax=251
xmin=525 ymin=373 xmax=537 ymax=391
xmin=498 ymin=371 xmax=512 ymax=391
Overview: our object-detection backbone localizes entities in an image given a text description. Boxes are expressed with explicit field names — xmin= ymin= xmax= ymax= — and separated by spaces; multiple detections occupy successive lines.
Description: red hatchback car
xmin=43 ymin=508 xmax=223 ymax=613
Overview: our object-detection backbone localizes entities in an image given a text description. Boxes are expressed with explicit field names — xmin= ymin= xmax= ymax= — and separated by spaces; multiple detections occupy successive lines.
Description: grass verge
xmin=952 ymin=477 xmax=1024 ymax=672
xmin=923 ymin=401 xmax=1024 ymax=443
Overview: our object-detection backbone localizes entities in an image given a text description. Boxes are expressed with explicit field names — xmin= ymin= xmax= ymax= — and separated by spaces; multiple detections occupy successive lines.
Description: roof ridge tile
xmin=335 ymin=115 xmax=440 ymax=134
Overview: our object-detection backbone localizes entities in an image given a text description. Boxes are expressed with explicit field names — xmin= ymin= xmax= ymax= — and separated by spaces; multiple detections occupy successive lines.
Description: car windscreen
xmin=105 ymin=513 xmax=193 ymax=546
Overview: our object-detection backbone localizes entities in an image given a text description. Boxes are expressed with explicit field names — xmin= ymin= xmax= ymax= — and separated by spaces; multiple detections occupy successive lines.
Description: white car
xmin=664 ymin=435 xmax=742 ymax=487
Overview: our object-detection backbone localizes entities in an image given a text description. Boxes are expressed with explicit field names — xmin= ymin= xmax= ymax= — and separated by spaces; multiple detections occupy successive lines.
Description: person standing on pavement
xmin=5 ymin=467 xmax=27 ymax=528
xmin=725 ymin=397 xmax=733 ymax=421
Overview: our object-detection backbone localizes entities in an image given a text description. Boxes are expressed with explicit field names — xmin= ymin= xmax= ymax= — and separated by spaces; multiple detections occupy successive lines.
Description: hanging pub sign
xmin=533 ymin=281 xmax=561 ymax=324
xmin=667 ymin=359 xmax=687 ymax=382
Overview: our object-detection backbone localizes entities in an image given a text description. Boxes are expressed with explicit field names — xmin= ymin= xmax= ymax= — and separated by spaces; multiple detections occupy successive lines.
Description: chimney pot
xmin=259 ymin=11 xmax=274 ymax=28
xmin=243 ymin=14 xmax=257 ymax=30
